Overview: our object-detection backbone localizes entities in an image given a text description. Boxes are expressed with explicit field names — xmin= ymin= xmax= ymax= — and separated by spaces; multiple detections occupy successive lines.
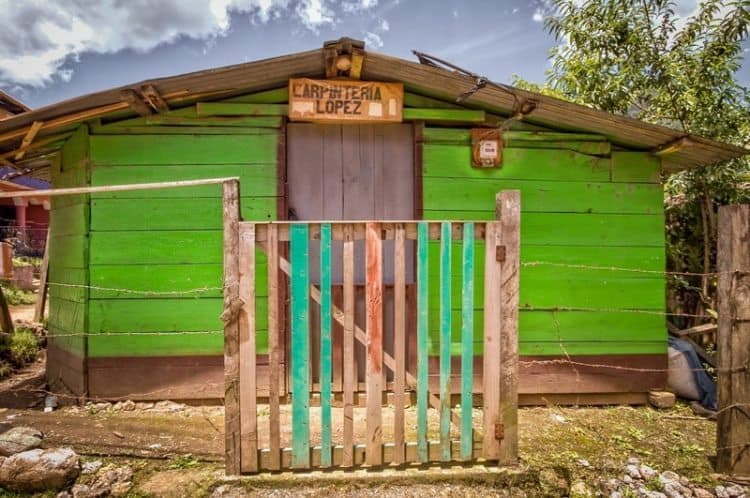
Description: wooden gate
xmin=223 ymin=181 xmax=520 ymax=474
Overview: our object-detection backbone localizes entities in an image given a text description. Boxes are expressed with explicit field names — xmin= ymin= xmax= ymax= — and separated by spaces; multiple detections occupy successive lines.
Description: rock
xmin=135 ymin=402 xmax=155 ymax=410
xmin=623 ymin=475 xmax=633 ymax=484
xmin=649 ymin=391 xmax=677 ymax=409
xmin=538 ymin=467 xmax=570 ymax=496
xmin=725 ymin=484 xmax=745 ymax=498
xmin=716 ymin=485 xmax=730 ymax=498
xmin=610 ymin=493 xmax=623 ymax=498
xmin=663 ymin=481 xmax=686 ymax=498
xmin=577 ymin=458 xmax=591 ymax=467
xmin=660 ymin=471 xmax=680 ymax=485
xmin=56 ymin=491 xmax=72 ymax=498
xmin=639 ymin=465 xmax=658 ymax=481
xmin=626 ymin=464 xmax=642 ymax=479
xmin=627 ymin=457 xmax=641 ymax=465
xmin=87 ymin=402 xmax=111 ymax=414
xmin=0 ymin=426 xmax=43 ymax=456
xmin=81 ymin=459 xmax=102 ymax=474
xmin=571 ymin=480 xmax=594 ymax=497
xmin=0 ymin=447 xmax=80 ymax=492
xmin=111 ymin=480 xmax=133 ymax=497
xmin=693 ymin=489 xmax=714 ymax=498
xmin=211 ymin=485 xmax=246 ymax=498
xmin=605 ymin=479 xmax=622 ymax=491
xmin=153 ymin=400 xmax=186 ymax=412
xmin=112 ymin=400 xmax=136 ymax=412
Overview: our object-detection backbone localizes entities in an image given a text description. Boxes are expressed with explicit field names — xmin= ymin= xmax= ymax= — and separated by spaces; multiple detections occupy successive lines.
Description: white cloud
xmin=532 ymin=9 xmax=544 ymax=23
xmin=0 ymin=0 xmax=378 ymax=87
xmin=363 ymin=31 xmax=383 ymax=48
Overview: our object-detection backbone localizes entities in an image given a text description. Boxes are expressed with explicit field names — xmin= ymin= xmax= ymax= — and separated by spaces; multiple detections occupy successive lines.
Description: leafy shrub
xmin=8 ymin=327 xmax=39 ymax=367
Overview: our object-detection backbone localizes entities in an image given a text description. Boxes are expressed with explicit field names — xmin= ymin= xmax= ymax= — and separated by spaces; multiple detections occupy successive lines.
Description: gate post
xmin=497 ymin=190 xmax=520 ymax=465
xmin=717 ymin=204 xmax=750 ymax=476
xmin=222 ymin=179 xmax=241 ymax=475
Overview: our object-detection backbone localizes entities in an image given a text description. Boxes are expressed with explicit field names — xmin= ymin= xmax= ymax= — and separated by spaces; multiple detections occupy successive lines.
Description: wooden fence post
xmin=717 ymin=204 xmax=750 ymax=476
xmin=222 ymin=179 xmax=241 ymax=475
xmin=497 ymin=190 xmax=520 ymax=465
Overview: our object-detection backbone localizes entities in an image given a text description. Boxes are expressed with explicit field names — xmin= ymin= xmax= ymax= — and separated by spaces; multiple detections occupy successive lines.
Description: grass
xmin=0 ymin=283 xmax=36 ymax=305
xmin=8 ymin=327 xmax=39 ymax=367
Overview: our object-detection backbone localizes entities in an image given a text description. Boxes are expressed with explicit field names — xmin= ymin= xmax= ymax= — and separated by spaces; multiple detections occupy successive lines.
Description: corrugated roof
xmin=0 ymin=46 xmax=745 ymax=176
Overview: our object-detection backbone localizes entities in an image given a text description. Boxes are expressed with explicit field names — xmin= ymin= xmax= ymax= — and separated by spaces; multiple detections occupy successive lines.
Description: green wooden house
xmin=0 ymin=39 xmax=745 ymax=405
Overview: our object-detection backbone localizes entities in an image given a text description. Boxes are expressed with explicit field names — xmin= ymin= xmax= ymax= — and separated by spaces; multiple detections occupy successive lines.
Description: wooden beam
xmin=140 ymin=84 xmax=169 ymax=113
xmin=652 ymin=136 xmax=691 ymax=156
xmin=33 ymin=230 xmax=50 ymax=322
xmin=120 ymin=89 xmax=153 ymax=117
xmin=195 ymin=103 xmax=288 ymax=117
xmin=14 ymin=121 xmax=43 ymax=160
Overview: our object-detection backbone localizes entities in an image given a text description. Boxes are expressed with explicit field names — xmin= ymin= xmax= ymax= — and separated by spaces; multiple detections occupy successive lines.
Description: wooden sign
xmin=471 ymin=128 xmax=502 ymax=168
xmin=288 ymin=78 xmax=403 ymax=123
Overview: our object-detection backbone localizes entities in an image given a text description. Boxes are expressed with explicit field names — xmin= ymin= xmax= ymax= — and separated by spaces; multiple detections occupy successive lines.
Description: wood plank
xmin=91 ymin=125 xmax=280 ymax=135
xmin=34 ymin=230 xmax=50 ymax=322
xmin=103 ymin=115 xmax=284 ymax=128
xmin=220 ymin=87 xmax=289 ymax=104
xmin=196 ymin=102 xmax=288 ymax=116
xmin=416 ymin=222 xmax=429 ymax=462
xmin=319 ymin=224 xmax=333 ymax=467
xmin=422 ymin=128 xmax=606 ymax=143
xmin=716 ymin=204 xmax=750 ymax=476
xmin=611 ymin=152 xmax=662 ymax=183
xmin=89 ymin=134 xmax=278 ymax=165
xmin=342 ymin=224 xmax=355 ymax=467
xmin=498 ymin=191 xmax=520 ymax=465
xmin=365 ymin=222 xmax=383 ymax=466
xmin=439 ymin=222 xmax=452 ymax=461
xmin=90 ymin=231 xmax=223 ymax=265
xmin=238 ymin=223 xmax=258 ymax=473
xmin=289 ymin=224 xmax=311 ymax=469
xmin=423 ymin=178 xmax=663 ymax=215
xmin=222 ymin=179 xmax=241 ymax=475
xmin=393 ymin=223 xmax=406 ymax=465
xmin=403 ymin=108 xmax=485 ymax=123
xmin=460 ymin=222 xmax=474 ymax=461
xmin=266 ymin=224 xmax=281 ymax=470
xmin=482 ymin=220 xmax=502 ymax=461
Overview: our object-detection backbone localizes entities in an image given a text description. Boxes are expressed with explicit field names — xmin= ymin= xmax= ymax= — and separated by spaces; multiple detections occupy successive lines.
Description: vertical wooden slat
xmin=290 ymin=223 xmax=310 ymax=469
xmin=498 ymin=191 xmax=520 ymax=465
xmin=33 ymin=230 xmax=50 ymax=322
xmin=267 ymin=224 xmax=281 ymax=471
xmin=460 ymin=222 xmax=475 ymax=461
xmin=343 ymin=224 xmax=355 ymax=467
xmin=717 ymin=204 xmax=750 ymax=475
xmin=320 ymin=223 xmax=333 ymax=468
xmin=416 ymin=222 xmax=429 ymax=463
xmin=439 ymin=222 xmax=452 ymax=462
xmin=482 ymin=220 xmax=502 ymax=461
xmin=365 ymin=222 xmax=383 ymax=466
xmin=223 ymin=179 xmax=241 ymax=475
xmin=239 ymin=223 xmax=258 ymax=473
xmin=393 ymin=223 xmax=406 ymax=465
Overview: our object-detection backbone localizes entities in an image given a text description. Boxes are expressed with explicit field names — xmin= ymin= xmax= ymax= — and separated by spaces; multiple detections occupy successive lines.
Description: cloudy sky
xmin=0 ymin=0 xmax=747 ymax=109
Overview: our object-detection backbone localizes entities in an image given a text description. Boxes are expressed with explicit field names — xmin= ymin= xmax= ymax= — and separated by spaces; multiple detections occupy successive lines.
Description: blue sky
xmin=0 ymin=0 xmax=747 ymax=109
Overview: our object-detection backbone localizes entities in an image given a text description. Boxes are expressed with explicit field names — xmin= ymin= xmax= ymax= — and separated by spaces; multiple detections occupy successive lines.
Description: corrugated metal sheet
xmin=0 ymin=47 xmax=745 ymax=175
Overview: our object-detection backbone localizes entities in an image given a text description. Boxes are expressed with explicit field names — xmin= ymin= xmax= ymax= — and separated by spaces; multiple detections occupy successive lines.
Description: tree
xmin=516 ymin=0 xmax=750 ymax=327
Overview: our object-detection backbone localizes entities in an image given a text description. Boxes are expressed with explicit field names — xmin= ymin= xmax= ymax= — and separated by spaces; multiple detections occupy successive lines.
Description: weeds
xmin=169 ymin=454 xmax=200 ymax=470
xmin=9 ymin=327 xmax=39 ymax=366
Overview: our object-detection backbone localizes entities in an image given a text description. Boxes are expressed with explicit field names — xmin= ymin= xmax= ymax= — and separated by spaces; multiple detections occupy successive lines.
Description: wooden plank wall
xmin=421 ymin=128 xmax=667 ymax=362
xmin=83 ymin=102 xmax=280 ymax=395
xmin=47 ymin=124 xmax=90 ymax=394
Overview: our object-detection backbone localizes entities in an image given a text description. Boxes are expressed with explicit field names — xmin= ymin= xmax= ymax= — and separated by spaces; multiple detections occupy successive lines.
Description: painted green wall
xmin=422 ymin=127 xmax=666 ymax=356
xmin=48 ymin=125 xmax=90 ymax=357
xmin=84 ymin=123 xmax=278 ymax=357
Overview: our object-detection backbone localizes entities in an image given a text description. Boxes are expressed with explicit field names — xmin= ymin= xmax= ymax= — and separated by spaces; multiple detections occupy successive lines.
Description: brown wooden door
xmin=287 ymin=123 xmax=416 ymax=388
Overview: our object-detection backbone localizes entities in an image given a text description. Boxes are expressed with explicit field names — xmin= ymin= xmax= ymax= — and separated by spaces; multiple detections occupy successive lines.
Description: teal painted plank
xmin=439 ymin=222 xmax=452 ymax=461
xmin=416 ymin=222 xmax=429 ymax=463
xmin=423 ymin=178 xmax=663 ymax=215
xmin=460 ymin=223 xmax=474 ymax=461
xmin=319 ymin=224 xmax=332 ymax=467
xmin=290 ymin=224 xmax=310 ymax=468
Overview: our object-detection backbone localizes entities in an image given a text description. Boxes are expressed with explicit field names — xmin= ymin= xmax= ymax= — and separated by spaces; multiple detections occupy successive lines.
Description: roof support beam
xmin=14 ymin=121 xmax=43 ymax=161
xmin=651 ymin=136 xmax=691 ymax=156
xmin=120 ymin=89 xmax=154 ymax=117
xmin=141 ymin=84 xmax=170 ymax=113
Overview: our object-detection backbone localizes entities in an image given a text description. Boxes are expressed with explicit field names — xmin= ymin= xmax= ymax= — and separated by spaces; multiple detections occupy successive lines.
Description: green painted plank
xmin=404 ymin=93 xmax=462 ymax=109
xmin=49 ymin=235 xmax=88 ymax=269
xmin=51 ymin=203 xmax=89 ymax=236
xmin=54 ymin=168 xmax=89 ymax=189
xmin=290 ymin=224 xmax=310 ymax=468
xmin=422 ymin=309 xmax=666 ymax=355
xmin=219 ymin=87 xmax=289 ymax=104
xmin=103 ymin=106 xmax=283 ymax=128
xmin=48 ymin=298 xmax=86 ymax=334
xmin=439 ymin=222 xmax=452 ymax=461
xmin=423 ymin=146 xmax=611 ymax=182
xmin=196 ymin=102 xmax=288 ymax=116
xmin=91 ymin=125 xmax=280 ymax=135
xmin=90 ymin=164 xmax=277 ymax=198
xmin=49 ymin=266 xmax=87 ymax=286
xmin=90 ymin=197 xmax=276 ymax=230
xmin=48 ymin=325 xmax=85 ymax=356
xmin=424 ymin=178 xmax=662 ymax=214
xmin=90 ymin=231 xmax=222 ymax=265
xmin=88 ymin=332 xmax=225 ymax=357
xmin=460 ymin=223 xmax=474 ymax=461
xmin=60 ymin=125 xmax=89 ymax=172
xmin=423 ymin=128 xmax=607 ymax=143
xmin=51 ymin=194 xmax=87 ymax=209
xmin=416 ymin=222 xmax=429 ymax=463
xmin=612 ymin=152 xmax=661 ymax=183
xmin=319 ymin=223 xmax=332 ymax=467
xmin=89 ymin=298 xmax=231 ymax=332
xmin=90 ymin=134 xmax=278 ymax=165
xmin=403 ymin=108 xmax=485 ymax=123
xmin=422 ymin=212 xmax=665 ymax=247
xmin=49 ymin=280 xmax=87 ymax=303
